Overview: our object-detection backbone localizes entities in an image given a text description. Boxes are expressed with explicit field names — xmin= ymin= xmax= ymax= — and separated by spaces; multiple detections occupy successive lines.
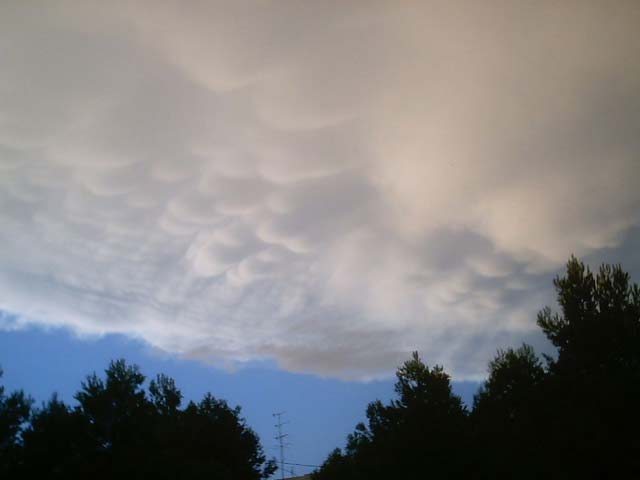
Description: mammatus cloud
xmin=1 ymin=1 xmax=639 ymax=379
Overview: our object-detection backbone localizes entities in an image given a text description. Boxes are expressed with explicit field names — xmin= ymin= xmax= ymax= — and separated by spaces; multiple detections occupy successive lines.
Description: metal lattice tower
xmin=273 ymin=412 xmax=288 ymax=480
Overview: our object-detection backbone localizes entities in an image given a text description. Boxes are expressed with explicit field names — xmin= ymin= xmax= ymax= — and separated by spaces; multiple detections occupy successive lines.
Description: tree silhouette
xmin=149 ymin=373 xmax=182 ymax=415
xmin=538 ymin=257 xmax=640 ymax=373
xmin=0 ymin=367 xmax=32 ymax=476
xmin=535 ymin=257 xmax=640 ymax=477
xmin=2 ymin=359 xmax=275 ymax=479
xmin=179 ymin=393 xmax=276 ymax=479
xmin=316 ymin=257 xmax=640 ymax=479
xmin=471 ymin=344 xmax=546 ymax=478
xmin=315 ymin=352 xmax=469 ymax=480
xmin=21 ymin=394 xmax=92 ymax=477
xmin=71 ymin=359 xmax=151 ymax=477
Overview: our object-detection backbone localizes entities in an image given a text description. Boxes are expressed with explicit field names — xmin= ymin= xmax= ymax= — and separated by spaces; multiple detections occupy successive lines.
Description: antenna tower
xmin=273 ymin=412 xmax=289 ymax=480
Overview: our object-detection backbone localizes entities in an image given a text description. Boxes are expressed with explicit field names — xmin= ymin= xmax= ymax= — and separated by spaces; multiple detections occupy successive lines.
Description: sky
xmin=1 ymin=0 xmax=640 ymax=470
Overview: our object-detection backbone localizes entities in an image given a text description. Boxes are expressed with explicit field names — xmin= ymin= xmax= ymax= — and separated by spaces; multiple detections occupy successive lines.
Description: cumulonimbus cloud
xmin=1 ymin=1 xmax=639 ymax=379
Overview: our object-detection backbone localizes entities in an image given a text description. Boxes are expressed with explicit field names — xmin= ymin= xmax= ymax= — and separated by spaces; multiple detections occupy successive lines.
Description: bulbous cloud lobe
xmin=1 ymin=1 xmax=639 ymax=379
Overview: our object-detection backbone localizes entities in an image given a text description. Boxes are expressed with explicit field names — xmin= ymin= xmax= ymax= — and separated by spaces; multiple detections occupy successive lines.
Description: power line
xmin=283 ymin=462 xmax=321 ymax=469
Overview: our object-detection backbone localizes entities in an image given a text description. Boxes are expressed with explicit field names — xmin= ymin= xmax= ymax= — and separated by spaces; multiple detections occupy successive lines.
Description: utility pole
xmin=273 ymin=412 xmax=288 ymax=480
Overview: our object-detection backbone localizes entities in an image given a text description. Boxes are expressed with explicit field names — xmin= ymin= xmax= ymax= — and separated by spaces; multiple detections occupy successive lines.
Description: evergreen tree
xmin=315 ymin=352 xmax=468 ymax=480
xmin=4 ymin=359 xmax=275 ymax=479
xmin=0 ymin=367 xmax=32 ymax=475
xmin=316 ymin=257 xmax=640 ymax=479
xmin=536 ymin=257 xmax=640 ymax=476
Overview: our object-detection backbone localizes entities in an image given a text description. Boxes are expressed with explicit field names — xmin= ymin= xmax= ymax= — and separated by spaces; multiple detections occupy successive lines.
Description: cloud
xmin=1 ymin=1 xmax=639 ymax=379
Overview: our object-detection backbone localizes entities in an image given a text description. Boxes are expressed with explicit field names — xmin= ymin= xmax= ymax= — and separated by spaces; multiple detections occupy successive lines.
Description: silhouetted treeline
xmin=313 ymin=257 xmax=640 ymax=479
xmin=0 ymin=360 xmax=276 ymax=479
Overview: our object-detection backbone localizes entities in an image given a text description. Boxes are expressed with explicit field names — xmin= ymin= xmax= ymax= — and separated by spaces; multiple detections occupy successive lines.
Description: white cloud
xmin=1 ymin=1 xmax=639 ymax=379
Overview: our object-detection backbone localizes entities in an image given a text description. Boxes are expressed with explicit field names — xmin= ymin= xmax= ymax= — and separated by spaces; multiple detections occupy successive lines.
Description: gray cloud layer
xmin=1 ymin=1 xmax=639 ymax=379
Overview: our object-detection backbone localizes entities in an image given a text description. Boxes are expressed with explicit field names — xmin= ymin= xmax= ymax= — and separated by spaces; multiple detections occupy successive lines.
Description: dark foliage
xmin=314 ymin=352 xmax=469 ymax=480
xmin=0 ymin=360 xmax=276 ymax=479
xmin=315 ymin=257 xmax=640 ymax=479
xmin=0 ymin=367 xmax=32 ymax=476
